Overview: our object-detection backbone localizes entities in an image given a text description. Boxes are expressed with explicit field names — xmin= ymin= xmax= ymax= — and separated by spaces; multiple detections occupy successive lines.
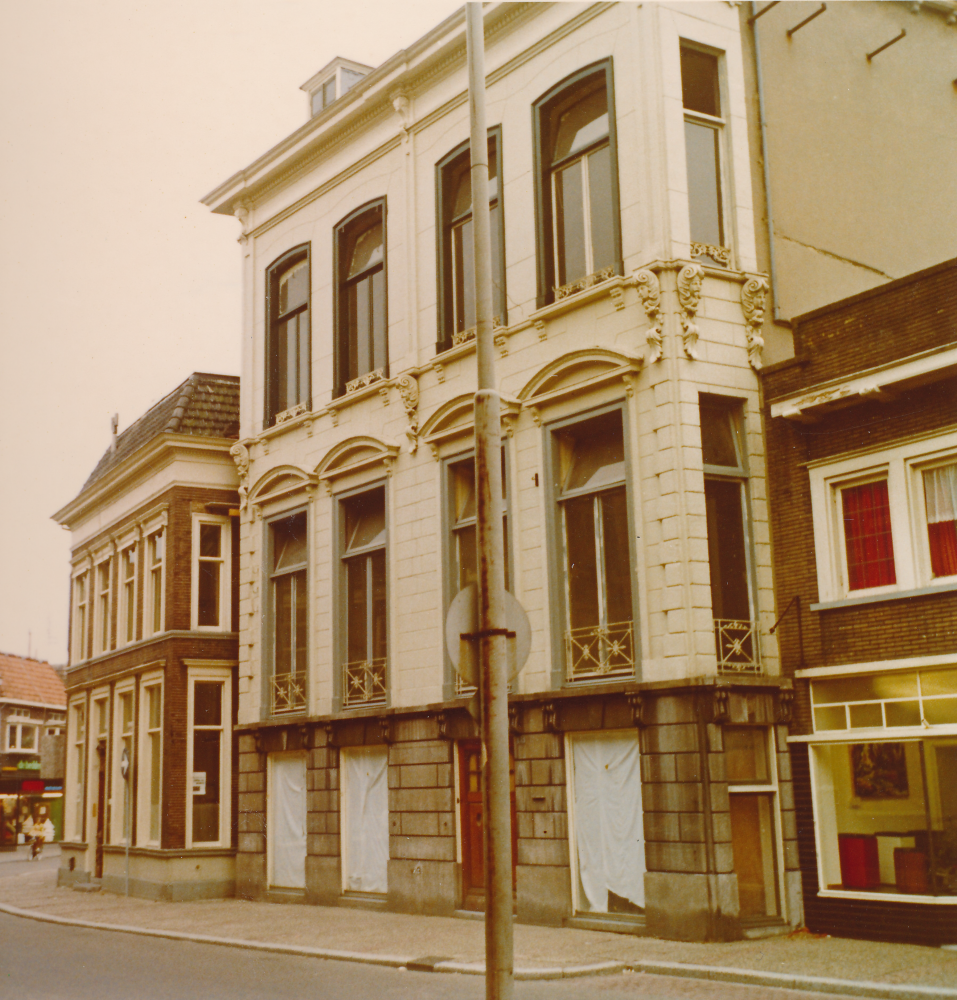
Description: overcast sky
xmin=0 ymin=0 xmax=463 ymax=665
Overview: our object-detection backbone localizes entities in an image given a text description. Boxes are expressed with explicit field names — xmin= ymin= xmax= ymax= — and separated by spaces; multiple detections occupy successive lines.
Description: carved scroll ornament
xmin=396 ymin=374 xmax=420 ymax=453
xmin=676 ymin=263 xmax=704 ymax=360
xmin=635 ymin=269 xmax=663 ymax=364
xmin=230 ymin=441 xmax=250 ymax=512
xmin=741 ymin=276 xmax=770 ymax=371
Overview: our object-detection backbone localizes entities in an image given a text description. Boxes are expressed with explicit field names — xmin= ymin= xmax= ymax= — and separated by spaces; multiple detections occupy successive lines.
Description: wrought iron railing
xmin=714 ymin=619 xmax=761 ymax=673
xmin=343 ymin=658 xmax=387 ymax=707
xmin=565 ymin=621 xmax=635 ymax=682
xmin=272 ymin=671 xmax=307 ymax=714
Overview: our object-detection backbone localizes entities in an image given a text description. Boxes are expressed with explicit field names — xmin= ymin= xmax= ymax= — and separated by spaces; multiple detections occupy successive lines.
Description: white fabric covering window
xmin=925 ymin=464 xmax=957 ymax=524
xmin=342 ymin=746 xmax=389 ymax=893
xmin=271 ymin=754 xmax=306 ymax=889
xmin=570 ymin=731 xmax=645 ymax=912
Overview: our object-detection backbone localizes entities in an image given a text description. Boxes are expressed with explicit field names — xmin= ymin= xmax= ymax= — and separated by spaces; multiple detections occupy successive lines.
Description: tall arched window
xmin=533 ymin=61 xmax=621 ymax=307
xmin=265 ymin=246 xmax=311 ymax=426
xmin=435 ymin=129 xmax=506 ymax=352
xmin=335 ymin=200 xmax=387 ymax=396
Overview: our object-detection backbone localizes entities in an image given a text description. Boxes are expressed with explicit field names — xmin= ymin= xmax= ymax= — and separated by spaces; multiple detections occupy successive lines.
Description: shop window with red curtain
xmin=924 ymin=463 xmax=957 ymax=578
xmin=841 ymin=480 xmax=896 ymax=590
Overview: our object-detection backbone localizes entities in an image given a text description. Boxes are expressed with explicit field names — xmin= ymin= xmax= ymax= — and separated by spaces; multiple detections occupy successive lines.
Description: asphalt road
xmin=0 ymin=911 xmax=858 ymax=1000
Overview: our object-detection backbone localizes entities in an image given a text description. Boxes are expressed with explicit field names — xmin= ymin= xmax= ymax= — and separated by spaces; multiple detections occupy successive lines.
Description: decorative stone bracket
xmin=741 ymin=276 xmax=769 ymax=371
xmin=395 ymin=374 xmax=420 ymax=453
xmin=634 ymin=270 xmax=663 ymax=364
xmin=676 ymin=263 xmax=704 ymax=360
xmin=229 ymin=441 xmax=251 ymax=513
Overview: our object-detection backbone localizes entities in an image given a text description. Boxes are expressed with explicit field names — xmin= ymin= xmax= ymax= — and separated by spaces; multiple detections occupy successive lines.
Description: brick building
xmin=0 ymin=653 xmax=66 ymax=850
xmin=53 ymin=373 xmax=241 ymax=900
xmin=762 ymin=258 xmax=957 ymax=944
xmin=203 ymin=3 xmax=802 ymax=940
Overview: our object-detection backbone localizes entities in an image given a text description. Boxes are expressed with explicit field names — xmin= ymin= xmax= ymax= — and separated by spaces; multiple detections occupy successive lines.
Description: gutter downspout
xmin=750 ymin=1 xmax=783 ymax=322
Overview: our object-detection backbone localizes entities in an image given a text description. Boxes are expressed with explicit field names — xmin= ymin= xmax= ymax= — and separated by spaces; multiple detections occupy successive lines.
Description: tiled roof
xmin=81 ymin=373 xmax=240 ymax=492
xmin=0 ymin=653 xmax=66 ymax=708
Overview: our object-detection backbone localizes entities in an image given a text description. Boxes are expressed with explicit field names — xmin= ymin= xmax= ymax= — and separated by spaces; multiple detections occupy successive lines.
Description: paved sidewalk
xmin=0 ymin=868 xmax=954 ymax=998
xmin=0 ymin=844 xmax=61 ymax=863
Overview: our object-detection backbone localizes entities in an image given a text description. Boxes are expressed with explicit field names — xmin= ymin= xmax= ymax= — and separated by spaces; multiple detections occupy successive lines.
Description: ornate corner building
xmin=53 ymin=373 xmax=241 ymax=900
xmin=201 ymin=3 xmax=805 ymax=941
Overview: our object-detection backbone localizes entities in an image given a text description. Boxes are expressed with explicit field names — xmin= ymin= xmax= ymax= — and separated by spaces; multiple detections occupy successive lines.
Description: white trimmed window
xmin=192 ymin=515 xmax=232 ymax=631
xmin=66 ymin=700 xmax=86 ymax=841
xmin=681 ymin=44 xmax=730 ymax=267
xmin=137 ymin=678 xmax=163 ymax=846
xmin=72 ymin=569 xmax=89 ymax=663
xmin=111 ymin=686 xmax=134 ymax=844
xmin=118 ymin=543 xmax=137 ymax=646
xmin=809 ymin=431 xmax=957 ymax=604
xmin=144 ymin=529 xmax=165 ymax=637
xmin=186 ymin=669 xmax=231 ymax=848
xmin=94 ymin=558 xmax=112 ymax=654
xmin=6 ymin=719 xmax=39 ymax=753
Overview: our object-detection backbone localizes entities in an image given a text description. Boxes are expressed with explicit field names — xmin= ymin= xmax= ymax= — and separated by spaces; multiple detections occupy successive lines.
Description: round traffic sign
xmin=445 ymin=583 xmax=531 ymax=686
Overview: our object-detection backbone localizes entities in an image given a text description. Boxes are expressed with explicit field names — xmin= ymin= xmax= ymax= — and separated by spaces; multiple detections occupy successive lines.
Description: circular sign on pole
xmin=120 ymin=747 xmax=130 ymax=781
xmin=445 ymin=583 xmax=531 ymax=687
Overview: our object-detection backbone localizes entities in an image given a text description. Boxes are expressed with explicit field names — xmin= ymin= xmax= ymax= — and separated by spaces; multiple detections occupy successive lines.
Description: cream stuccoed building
xmin=203 ymin=2 xmax=799 ymax=940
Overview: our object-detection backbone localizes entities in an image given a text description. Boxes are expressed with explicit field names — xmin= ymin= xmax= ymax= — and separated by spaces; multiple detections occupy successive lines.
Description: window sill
xmin=818 ymin=888 xmax=957 ymax=905
xmin=811 ymin=581 xmax=957 ymax=611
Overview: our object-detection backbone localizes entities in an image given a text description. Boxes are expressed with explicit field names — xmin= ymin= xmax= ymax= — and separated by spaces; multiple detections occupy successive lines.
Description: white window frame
xmin=5 ymin=719 xmax=39 ymax=753
xmin=117 ymin=541 xmax=138 ymax=647
xmin=87 ymin=688 xmax=110 ymax=846
xmin=144 ymin=527 xmax=166 ymax=638
xmin=72 ymin=567 xmax=90 ymax=663
xmin=137 ymin=671 xmax=163 ymax=847
xmin=66 ymin=697 xmax=87 ymax=842
xmin=807 ymin=732 xmax=957 ymax=905
xmin=93 ymin=557 xmax=112 ymax=655
xmin=191 ymin=514 xmax=232 ymax=631
xmin=110 ymin=682 xmax=135 ymax=844
xmin=679 ymin=40 xmax=733 ymax=266
xmin=809 ymin=430 xmax=957 ymax=604
xmin=184 ymin=663 xmax=232 ymax=849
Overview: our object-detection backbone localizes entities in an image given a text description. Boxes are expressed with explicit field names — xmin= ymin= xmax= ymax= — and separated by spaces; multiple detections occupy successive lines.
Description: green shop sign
xmin=16 ymin=760 xmax=41 ymax=771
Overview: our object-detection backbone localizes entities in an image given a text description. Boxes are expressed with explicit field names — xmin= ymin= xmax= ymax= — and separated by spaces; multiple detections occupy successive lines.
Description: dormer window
xmin=302 ymin=59 xmax=372 ymax=118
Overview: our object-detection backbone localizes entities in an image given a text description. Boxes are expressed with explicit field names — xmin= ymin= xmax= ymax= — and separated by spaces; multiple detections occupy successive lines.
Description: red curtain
xmin=928 ymin=521 xmax=957 ymax=577
xmin=842 ymin=481 xmax=896 ymax=590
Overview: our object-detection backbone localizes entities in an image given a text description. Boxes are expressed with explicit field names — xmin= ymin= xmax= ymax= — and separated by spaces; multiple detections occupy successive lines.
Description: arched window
xmin=533 ymin=61 xmax=621 ymax=306
xmin=265 ymin=247 xmax=311 ymax=426
xmin=435 ymin=129 xmax=506 ymax=352
xmin=335 ymin=200 xmax=387 ymax=396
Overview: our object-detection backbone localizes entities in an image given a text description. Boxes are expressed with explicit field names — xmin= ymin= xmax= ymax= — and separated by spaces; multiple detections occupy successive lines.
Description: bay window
xmin=681 ymin=45 xmax=729 ymax=267
xmin=335 ymin=200 xmax=387 ymax=396
xmin=269 ymin=511 xmax=308 ymax=715
xmin=436 ymin=130 xmax=505 ymax=351
xmin=700 ymin=396 xmax=758 ymax=672
xmin=340 ymin=487 xmax=387 ymax=707
xmin=551 ymin=409 xmax=635 ymax=682
xmin=265 ymin=246 xmax=311 ymax=426
xmin=534 ymin=61 xmax=621 ymax=306
xmin=192 ymin=515 xmax=232 ymax=631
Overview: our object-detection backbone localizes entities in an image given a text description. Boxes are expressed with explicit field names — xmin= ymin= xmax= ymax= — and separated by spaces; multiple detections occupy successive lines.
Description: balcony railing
xmin=272 ymin=671 xmax=307 ymax=714
xmin=714 ymin=619 xmax=761 ymax=674
xmin=565 ymin=621 xmax=635 ymax=682
xmin=343 ymin=658 xmax=387 ymax=707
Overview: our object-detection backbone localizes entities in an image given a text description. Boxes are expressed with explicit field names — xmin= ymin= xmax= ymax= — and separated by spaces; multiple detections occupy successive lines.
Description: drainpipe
xmin=750 ymin=2 xmax=783 ymax=322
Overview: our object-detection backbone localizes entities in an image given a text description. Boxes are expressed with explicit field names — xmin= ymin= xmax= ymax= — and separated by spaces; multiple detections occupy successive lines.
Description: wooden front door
xmin=94 ymin=742 xmax=106 ymax=878
xmin=459 ymin=741 xmax=517 ymax=910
